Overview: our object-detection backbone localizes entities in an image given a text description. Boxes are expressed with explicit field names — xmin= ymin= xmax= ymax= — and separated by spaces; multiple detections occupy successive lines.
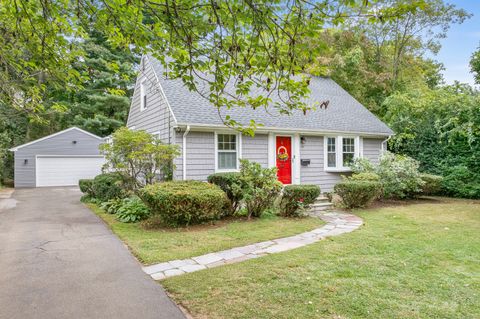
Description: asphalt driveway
xmin=0 ymin=187 xmax=186 ymax=319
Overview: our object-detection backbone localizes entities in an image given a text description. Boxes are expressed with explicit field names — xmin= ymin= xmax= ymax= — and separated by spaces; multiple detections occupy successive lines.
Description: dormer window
xmin=140 ymin=80 xmax=147 ymax=111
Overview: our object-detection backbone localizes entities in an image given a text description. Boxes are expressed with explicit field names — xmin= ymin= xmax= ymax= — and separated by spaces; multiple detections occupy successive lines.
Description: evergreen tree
xmin=48 ymin=30 xmax=137 ymax=136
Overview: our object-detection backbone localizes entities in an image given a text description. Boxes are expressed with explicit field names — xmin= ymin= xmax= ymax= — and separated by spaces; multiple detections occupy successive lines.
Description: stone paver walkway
xmin=143 ymin=211 xmax=363 ymax=280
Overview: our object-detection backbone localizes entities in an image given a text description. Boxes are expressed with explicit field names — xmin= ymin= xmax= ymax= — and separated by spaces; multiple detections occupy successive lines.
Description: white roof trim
xmin=144 ymin=55 xmax=178 ymax=125
xmin=9 ymin=127 xmax=103 ymax=152
xmin=176 ymin=122 xmax=394 ymax=138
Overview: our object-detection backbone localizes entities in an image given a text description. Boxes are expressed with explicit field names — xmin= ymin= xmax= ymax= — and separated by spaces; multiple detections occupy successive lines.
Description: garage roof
xmin=9 ymin=127 xmax=103 ymax=152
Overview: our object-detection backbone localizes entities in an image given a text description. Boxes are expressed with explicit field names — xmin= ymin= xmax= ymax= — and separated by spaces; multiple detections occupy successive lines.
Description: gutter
xmin=175 ymin=123 xmax=392 ymax=139
xmin=182 ymin=125 xmax=190 ymax=180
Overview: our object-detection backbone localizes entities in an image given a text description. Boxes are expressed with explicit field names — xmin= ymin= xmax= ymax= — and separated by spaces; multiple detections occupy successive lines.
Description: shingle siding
xmin=14 ymin=129 xmax=102 ymax=187
xmin=299 ymin=135 xmax=343 ymax=192
xmin=126 ymin=56 xmax=175 ymax=143
xmin=242 ymin=134 xmax=268 ymax=167
xmin=363 ymin=138 xmax=383 ymax=164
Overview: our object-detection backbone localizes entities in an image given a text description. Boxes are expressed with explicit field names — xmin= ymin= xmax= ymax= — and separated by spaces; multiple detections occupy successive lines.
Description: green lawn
xmin=163 ymin=198 xmax=480 ymax=319
xmin=88 ymin=204 xmax=324 ymax=264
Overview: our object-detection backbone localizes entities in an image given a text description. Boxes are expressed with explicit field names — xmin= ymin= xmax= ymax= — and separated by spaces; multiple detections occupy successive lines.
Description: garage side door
xmin=36 ymin=156 xmax=105 ymax=187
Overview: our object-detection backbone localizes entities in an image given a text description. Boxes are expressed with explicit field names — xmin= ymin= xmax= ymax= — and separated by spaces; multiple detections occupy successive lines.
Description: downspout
xmin=182 ymin=125 xmax=191 ymax=180
xmin=381 ymin=135 xmax=393 ymax=153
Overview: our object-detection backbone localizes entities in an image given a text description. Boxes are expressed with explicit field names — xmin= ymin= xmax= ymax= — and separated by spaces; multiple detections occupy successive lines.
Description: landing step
xmin=312 ymin=202 xmax=332 ymax=207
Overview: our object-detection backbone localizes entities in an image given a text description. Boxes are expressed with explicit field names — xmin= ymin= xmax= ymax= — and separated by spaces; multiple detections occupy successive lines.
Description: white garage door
xmin=36 ymin=156 xmax=105 ymax=187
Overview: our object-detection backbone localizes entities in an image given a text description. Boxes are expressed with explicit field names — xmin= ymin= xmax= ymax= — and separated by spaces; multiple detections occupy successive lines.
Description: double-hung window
xmin=342 ymin=137 xmax=355 ymax=166
xmin=217 ymin=134 xmax=238 ymax=170
xmin=325 ymin=136 xmax=360 ymax=171
xmin=327 ymin=137 xmax=336 ymax=168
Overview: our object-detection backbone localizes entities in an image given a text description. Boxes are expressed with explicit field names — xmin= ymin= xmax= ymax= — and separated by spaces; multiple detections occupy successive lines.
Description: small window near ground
xmin=327 ymin=137 xmax=336 ymax=167
xmin=217 ymin=134 xmax=237 ymax=170
xmin=342 ymin=137 xmax=355 ymax=166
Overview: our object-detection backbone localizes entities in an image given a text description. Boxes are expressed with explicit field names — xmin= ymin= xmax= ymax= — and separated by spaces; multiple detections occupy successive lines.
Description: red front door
xmin=276 ymin=136 xmax=292 ymax=184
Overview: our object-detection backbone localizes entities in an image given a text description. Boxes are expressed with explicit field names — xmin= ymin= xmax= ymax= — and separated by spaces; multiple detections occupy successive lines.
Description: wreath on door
xmin=277 ymin=146 xmax=289 ymax=161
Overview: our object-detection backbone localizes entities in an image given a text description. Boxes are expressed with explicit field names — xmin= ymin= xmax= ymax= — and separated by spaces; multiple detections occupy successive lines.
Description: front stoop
xmin=310 ymin=195 xmax=333 ymax=212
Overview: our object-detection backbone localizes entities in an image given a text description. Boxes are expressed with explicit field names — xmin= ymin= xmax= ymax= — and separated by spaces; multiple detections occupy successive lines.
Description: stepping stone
xmin=169 ymin=259 xmax=197 ymax=268
xmin=143 ymin=262 xmax=172 ymax=275
xmin=180 ymin=264 xmax=207 ymax=273
xmin=232 ymin=244 xmax=258 ymax=254
xmin=164 ymin=269 xmax=185 ymax=277
xmin=151 ymin=272 xmax=166 ymax=280
xmin=193 ymin=253 xmax=223 ymax=265
xmin=217 ymin=249 xmax=245 ymax=260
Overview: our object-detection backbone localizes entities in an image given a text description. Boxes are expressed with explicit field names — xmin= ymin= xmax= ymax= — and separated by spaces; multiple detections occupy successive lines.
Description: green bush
xmin=420 ymin=173 xmax=443 ymax=195
xmin=139 ymin=181 xmax=228 ymax=226
xmin=334 ymin=180 xmax=381 ymax=208
xmin=92 ymin=172 xmax=125 ymax=202
xmin=100 ymin=198 xmax=124 ymax=214
xmin=116 ymin=196 xmax=150 ymax=223
xmin=351 ymin=152 xmax=424 ymax=199
xmin=234 ymin=159 xmax=282 ymax=219
xmin=207 ymin=172 xmax=242 ymax=214
xmin=279 ymin=184 xmax=321 ymax=217
xmin=442 ymin=166 xmax=480 ymax=199
xmin=349 ymin=172 xmax=381 ymax=182
xmin=79 ymin=179 xmax=94 ymax=196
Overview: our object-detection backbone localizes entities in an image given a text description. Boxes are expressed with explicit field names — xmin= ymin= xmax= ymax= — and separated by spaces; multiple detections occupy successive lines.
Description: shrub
xmin=352 ymin=152 xmax=424 ymax=199
xmin=279 ymin=184 xmax=321 ymax=217
xmin=234 ymin=159 xmax=282 ymax=219
xmin=100 ymin=127 xmax=180 ymax=190
xmin=377 ymin=152 xmax=425 ymax=198
xmin=420 ymin=173 xmax=443 ymax=195
xmin=92 ymin=172 xmax=125 ymax=202
xmin=116 ymin=196 xmax=150 ymax=223
xmin=442 ymin=166 xmax=480 ymax=199
xmin=138 ymin=181 xmax=228 ymax=226
xmin=334 ymin=180 xmax=381 ymax=208
xmin=100 ymin=198 xmax=124 ymax=214
xmin=79 ymin=179 xmax=94 ymax=196
xmin=350 ymin=157 xmax=376 ymax=174
xmin=207 ymin=172 xmax=242 ymax=214
xmin=349 ymin=172 xmax=381 ymax=182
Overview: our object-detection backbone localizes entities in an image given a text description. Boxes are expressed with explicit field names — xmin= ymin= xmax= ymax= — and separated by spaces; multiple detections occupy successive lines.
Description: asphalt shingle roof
xmin=149 ymin=56 xmax=393 ymax=136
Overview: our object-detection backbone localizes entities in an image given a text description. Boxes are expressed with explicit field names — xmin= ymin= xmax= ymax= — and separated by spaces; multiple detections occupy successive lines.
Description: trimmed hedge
xmin=79 ymin=179 xmax=94 ymax=196
xmin=139 ymin=181 xmax=229 ymax=226
xmin=334 ymin=180 xmax=381 ymax=209
xmin=280 ymin=184 xmax=321 ymax=217
xmin=420 ymin=173 xmax=443 ymax=195
xmin=207 ymin=172 xmax=242 ymax=214
xmin=349 ymin=172 xmax=381 ymax=182
xmin=92 ymin=173 xmax=125 ymax=202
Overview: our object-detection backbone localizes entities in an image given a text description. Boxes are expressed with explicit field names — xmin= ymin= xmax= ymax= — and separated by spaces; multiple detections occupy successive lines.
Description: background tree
xmin=471 ymin=46 xmax=480 ymax=85
xmin=48 ymin=30 xmax=137 ymax=136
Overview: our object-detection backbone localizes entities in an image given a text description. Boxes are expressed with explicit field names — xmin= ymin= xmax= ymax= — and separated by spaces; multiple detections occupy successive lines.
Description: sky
xmin=435 ymin=1 xmax=480 ymax=86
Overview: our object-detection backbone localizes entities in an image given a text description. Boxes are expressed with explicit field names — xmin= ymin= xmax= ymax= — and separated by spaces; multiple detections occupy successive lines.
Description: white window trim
xmin=140 ymin=79 xmax=147 ymax=111
xmin=214 ymin=131 xmax=242 ymax=173
xmin=323 ymin=135 xmax=362 ymax=172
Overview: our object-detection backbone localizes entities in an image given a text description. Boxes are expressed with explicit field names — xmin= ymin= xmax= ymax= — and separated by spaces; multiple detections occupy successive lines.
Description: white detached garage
xmin=10 ymin=127 xmax=105 ymax=188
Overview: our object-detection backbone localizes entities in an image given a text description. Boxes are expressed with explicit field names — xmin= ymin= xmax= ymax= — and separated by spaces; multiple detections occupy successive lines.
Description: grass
xmin=162 ymin=198 xmax=480 ymax=319
xmin=88 ymin=203 xmax=324 ymax=264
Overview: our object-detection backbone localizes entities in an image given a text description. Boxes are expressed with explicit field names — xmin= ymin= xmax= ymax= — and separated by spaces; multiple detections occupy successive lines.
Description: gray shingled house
xmin=127 ymin=56 xmax=393 ymax=192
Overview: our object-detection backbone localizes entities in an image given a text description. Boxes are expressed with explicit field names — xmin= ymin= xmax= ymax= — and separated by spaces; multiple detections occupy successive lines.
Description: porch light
xmin=300 ymin=136 xmax=306 ymax=144
xmin=24 ymin=159 xmax=28 ymax=165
